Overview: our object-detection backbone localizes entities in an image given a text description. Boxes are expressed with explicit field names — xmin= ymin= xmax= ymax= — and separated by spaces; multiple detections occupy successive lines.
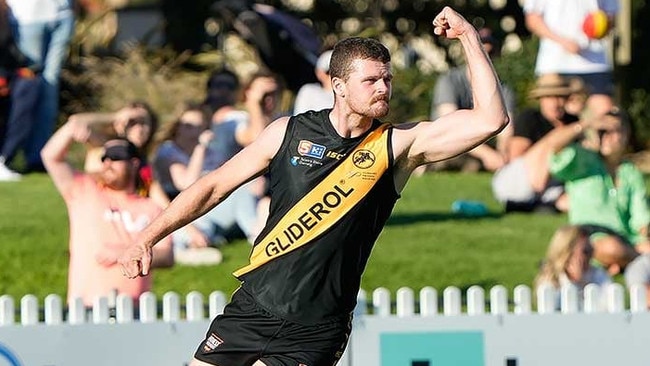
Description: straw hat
xmin=528 ymin=74 xmax=573 ymax=99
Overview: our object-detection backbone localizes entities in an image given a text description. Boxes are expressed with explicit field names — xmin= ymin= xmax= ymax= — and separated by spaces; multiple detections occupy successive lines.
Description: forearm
xmin=141 ymin=177 xmax=222 ymax=249
xmin=460 ymin=30 xmax=508 ymax=128
xmin=525 ymin=13 xmax=565 ymax=43
xmin=542 ymin=122 xmax=585 ymax=154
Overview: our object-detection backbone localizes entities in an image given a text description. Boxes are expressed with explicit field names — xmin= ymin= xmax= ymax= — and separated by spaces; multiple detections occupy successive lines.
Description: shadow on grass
xmin=386 ymin=211 xmax=504 ymax=226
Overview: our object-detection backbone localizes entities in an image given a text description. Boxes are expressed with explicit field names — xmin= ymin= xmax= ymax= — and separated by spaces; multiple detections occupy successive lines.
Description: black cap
xmin=101 ymin=139 xmax=140 ymax=162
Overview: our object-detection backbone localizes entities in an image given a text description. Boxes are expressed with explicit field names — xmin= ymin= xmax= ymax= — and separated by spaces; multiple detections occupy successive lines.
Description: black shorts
xmin=194 ymin=289 xmax=351 ymax=366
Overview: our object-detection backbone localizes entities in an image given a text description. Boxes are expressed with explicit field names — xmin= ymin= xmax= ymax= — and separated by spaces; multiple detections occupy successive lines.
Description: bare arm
xmin=41 ymin=120 xmax=90 ymax=197
xmin=393 ymin=7 xmax=508 ymax=184
xmin=119 ymin=117 xmax=289 ymax=277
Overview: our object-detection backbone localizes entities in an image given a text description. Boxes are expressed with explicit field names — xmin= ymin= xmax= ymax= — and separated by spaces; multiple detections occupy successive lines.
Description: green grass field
xmin=0 ymin=171 xmax=568 ymax=302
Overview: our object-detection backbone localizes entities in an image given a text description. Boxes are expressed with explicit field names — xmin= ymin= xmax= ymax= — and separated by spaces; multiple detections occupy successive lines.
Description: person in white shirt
xmin=524 ymin=0 xmax=618 ymax=116
xmin=292 ymin=50 xmax=334 ymax=115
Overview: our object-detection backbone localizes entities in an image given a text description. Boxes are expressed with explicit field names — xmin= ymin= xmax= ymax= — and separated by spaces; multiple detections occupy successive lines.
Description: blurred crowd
xmin=2 ymin=0 xmax=650 ymax=311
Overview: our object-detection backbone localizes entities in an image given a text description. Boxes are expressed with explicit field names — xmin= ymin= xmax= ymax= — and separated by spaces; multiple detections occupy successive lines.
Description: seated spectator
xmin=492 ymin=73 xmax=578 ymax=212
xmin=564 ymin=77 xmax=589 ymax=117
xmin=201 ymin=70 xmax=282 ymax=244
xmin=151 ymin=102 xmax=223 ymax=265
xmin=426 ymin=27 xmax=515 ymax=173
xmin=534 ymin=225 xmax=612 ymax=310
xmin=546 ymin=109 xmax=650 ymax=271
xmin=41 ymin=121 xmax=173 ymax=306
xmin=292 ymin=49 xmax=334 ymax=115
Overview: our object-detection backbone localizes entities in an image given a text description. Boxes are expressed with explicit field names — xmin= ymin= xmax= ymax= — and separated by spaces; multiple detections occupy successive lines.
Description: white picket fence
xmin=0 ymin=283 xmax=649 ymax=366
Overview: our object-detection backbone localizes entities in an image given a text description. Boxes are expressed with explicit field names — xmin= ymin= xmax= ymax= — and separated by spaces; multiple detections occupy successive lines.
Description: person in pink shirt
xmin=41 ymin=119 xmax=173 ymax=306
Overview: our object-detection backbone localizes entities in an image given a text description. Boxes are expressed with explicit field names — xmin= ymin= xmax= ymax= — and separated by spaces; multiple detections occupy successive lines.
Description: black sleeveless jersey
xmin=240 ymin=109 xmax=400 ymax=325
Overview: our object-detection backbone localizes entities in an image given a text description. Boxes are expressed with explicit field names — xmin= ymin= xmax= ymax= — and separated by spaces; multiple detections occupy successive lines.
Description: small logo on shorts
xmin=203 ymin=333 xmax=224 ymax=351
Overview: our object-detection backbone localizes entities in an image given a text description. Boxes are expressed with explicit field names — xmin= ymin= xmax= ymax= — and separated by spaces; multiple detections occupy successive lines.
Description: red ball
xmin=582 ymin=10 xmax=609 ymax=40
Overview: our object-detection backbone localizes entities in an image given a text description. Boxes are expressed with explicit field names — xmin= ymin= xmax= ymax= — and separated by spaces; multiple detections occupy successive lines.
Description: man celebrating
xmin=120 ymin=7 xmax=508 ymax=366
xmin=41 ymin=119 xmax=173 ymax=306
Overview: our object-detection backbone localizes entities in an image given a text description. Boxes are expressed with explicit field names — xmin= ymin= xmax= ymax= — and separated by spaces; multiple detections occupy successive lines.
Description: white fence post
xmin=139 ymin=292 xmax=157 ymax=323
xmin=513 ymin=285 xmax=531 ymax=315
xmin=489 ymin=285 xmax=508 ymax=315
xmin=606 ymin=283 xmax=625 ymax=314
xmin=467 ymin=286 xmax=485 ymax=315
xmin=162 ymin=292 xmax=181 ymax=323
xmin=560 ymin=285 xmax=579 ymax=314
xmin=116 ymin=294 xmax=134 ymax=323
xmin=92 ymin=296 xmax=110 ymax=324
xmin=536 ymin=284 xmax=556 ymax=314
xmin=396 ymin=287 xmax=415 ymax=317
xmin=68 ymin=297 xmax=86 ymax=324
xmin=419 ymin=287 xmax=437 ymax=317
xmin=209 ymin=291 xmax=227 ymax=319
xmin=629 ymin=284 xmax=647 ymax=313
xmin=44 ymin=294 xmax=63 ymax=325
xmin=0 ymin=295 xmax=14 ymax=326
xmin=186 ymin=291 xmax=205 ymax=321
xmin=583 ymin=284 xmax=602 ymax=314
xmin=443 ymin=286 xmax=461 ymax=316
xmin=20 ymin=295 xmax=38 ymax=326
xmin=373 ymin=288 xmax=391 ymax=316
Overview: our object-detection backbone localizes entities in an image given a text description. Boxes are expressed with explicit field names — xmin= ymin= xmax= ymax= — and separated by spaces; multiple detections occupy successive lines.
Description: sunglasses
xmin=101 ymin=154 xmax=131 ymax=162
xmin=177 ymin=122 xmax=205 ymax=131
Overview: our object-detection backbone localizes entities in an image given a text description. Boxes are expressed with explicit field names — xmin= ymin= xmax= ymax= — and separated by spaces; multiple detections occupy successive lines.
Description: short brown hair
xmin=329 ymin=37 xmax=391 ymax=81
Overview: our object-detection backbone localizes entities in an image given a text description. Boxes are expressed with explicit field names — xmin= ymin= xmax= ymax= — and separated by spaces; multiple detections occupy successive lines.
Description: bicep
xmin=401 ymin=110 xmax=498 ymax=165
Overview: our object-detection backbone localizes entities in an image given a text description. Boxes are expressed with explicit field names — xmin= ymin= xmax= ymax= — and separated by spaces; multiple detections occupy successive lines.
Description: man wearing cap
xmin=41 ymin=119 xmax=173 ymax=306
xmin=292 ymin=49 xmax=334 ymax=115
xmin=492 ymin=73 xmax=578 ymax=212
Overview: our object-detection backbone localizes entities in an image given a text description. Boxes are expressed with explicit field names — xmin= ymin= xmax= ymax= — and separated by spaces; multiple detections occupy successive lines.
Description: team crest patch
xmin=203 ymin=333 xmax=224 ymax=351
xmin=298 ymin=140 xmax=326 ymax=159
xmin=352 ymin=149 xmax=375 ymax=169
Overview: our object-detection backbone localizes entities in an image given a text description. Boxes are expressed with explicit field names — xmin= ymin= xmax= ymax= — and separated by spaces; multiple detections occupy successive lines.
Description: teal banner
xmin=380 ymin=331 xmax=484 ymax=366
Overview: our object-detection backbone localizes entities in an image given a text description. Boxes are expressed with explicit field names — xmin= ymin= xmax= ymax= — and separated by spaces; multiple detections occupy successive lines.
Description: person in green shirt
xmin=547 ymin=109 xmax=650 ymax=274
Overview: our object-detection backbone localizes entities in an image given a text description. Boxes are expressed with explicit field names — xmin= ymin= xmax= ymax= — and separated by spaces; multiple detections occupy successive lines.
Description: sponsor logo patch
xmin=298 ymin=140 xmax=326 ymax=159
xmin=203 ymin=333 xmax=224 ymax=352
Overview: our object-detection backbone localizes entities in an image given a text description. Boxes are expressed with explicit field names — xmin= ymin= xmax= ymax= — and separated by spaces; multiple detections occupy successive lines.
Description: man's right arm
xmin=41 ymin=121 xmax=88 ymax=197
xmin=120 ymin=116 xmax=290 ymax=277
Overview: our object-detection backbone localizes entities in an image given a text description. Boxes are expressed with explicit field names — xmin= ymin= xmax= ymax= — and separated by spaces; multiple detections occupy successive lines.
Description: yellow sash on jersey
xmin=233 ymin=123 xmax=391 ymax=278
